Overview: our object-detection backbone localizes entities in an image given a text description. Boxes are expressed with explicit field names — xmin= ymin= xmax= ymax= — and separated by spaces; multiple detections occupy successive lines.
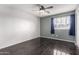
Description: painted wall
xmin=40 ymin=12 xmax=75 ymax=42
xmin=76 ymin=6 xmax=79 ymax=48
xmin=0 ymin=5 xmax=40 ymax=49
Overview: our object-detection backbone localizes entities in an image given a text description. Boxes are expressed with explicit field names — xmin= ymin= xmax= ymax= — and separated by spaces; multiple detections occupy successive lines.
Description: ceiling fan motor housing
xmin=40 ymin=6 xmax=45 ymax=10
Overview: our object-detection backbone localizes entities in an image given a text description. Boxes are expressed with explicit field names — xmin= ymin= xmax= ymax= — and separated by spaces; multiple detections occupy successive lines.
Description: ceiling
xmin=31 ymin=4 xmax=77 ymax=17
xmin=0 ymin=4 xmax=78 ymax=17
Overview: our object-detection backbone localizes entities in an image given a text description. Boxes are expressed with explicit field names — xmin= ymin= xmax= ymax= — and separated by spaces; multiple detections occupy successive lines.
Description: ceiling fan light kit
xmin=33 ymin=4 xmax=53 ymax=15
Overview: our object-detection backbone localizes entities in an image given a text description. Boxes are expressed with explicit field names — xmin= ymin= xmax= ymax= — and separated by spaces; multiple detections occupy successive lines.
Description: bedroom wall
xmin=75 ymin=5 xmax=79 ymax=54
xmin=0 ymin=5 xmax=40 ymax=49
xmin=40 ymin=11 xmax=75 ymax=42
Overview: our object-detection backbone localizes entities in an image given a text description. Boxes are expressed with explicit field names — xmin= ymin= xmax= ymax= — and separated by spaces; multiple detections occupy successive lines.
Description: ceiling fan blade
xmin=45 ymin=6 xmax=53 ymax=9
xmin=36 ymin=4 xmax=45 ymax=10
xmin=36 ymin=4 xmax=42 ymax=7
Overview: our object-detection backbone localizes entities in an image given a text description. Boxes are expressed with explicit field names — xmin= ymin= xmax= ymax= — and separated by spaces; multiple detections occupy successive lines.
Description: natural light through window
xmin=54 ymin=16 xmax=71 ymax=29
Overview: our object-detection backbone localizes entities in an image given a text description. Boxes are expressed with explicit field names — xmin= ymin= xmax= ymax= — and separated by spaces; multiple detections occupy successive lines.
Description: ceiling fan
xmin=33 ymin=4 xmax=53 ymax=14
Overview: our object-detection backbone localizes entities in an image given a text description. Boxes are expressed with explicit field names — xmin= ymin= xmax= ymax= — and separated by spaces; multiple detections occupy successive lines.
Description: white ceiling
xmin=31 ymin=4 xmax=78 ymax=17
xmin=0 ymin=4 xmax=78 ymax=17
xmin=23 ymin=4 xmax=77 ymax=17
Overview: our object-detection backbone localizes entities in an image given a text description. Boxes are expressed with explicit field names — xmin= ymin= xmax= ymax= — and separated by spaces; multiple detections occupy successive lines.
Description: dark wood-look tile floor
xmin=40 ymin=38 xmax=76 ymax=55
xmin=0 ymin=37 xmax=76 ymax=55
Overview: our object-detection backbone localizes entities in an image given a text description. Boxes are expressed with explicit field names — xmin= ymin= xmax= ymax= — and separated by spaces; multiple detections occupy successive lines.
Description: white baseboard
xmin=40 ymin=36 xmax=75 ymax=43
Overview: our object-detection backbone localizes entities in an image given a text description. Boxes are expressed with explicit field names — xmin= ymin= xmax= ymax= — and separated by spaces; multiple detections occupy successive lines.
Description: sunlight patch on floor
xmin=53 ymin=49 xmax=70 ymax=55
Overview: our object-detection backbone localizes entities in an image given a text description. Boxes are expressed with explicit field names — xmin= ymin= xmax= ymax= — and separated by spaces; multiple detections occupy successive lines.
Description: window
xmin=54 ymin=16 xmax=71 ymax=29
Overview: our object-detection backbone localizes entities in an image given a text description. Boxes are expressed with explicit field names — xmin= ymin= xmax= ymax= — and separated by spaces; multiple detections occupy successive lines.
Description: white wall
xmin=0 ymin=5 xmax=40 ymax=49
xmin=76 ymin=6 xmax=79 ymax=48
xmin=75 ymin=5 xmax=79 ymax=54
